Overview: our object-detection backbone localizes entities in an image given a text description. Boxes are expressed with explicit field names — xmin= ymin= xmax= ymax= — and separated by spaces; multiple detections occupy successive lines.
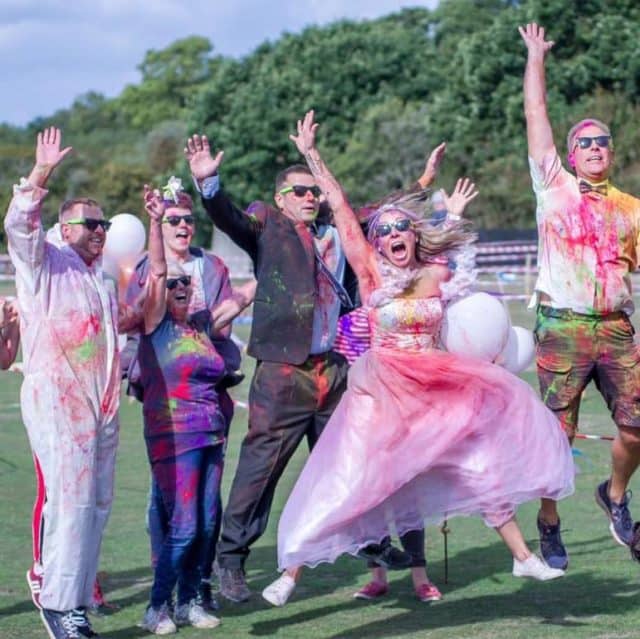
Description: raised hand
xmin=518 ymin=22 xmax=554 ymax=59
xmin=143 ymin=185 xmax=166 ymax=222
xmin=35 ymin=127 xmax=72 ymax=170
xmin=184 ymin=134 xmax=224 ymax=181
xmin=28 ymin=127 xmax=73 ymax=187
xmin=289 ymin=110 xmax=319 ymax=156
xmin=440 ymin=178 xmax=479 ymax=218
xmin=419 ymin=142 xmax=447 ymax=188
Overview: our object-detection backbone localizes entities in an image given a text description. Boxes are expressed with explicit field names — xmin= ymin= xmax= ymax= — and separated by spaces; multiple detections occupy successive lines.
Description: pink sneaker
xmin=353 ymin=581 xmax=389 ymax=600
xmin=415 ymin=582 xmax=442 ymax=602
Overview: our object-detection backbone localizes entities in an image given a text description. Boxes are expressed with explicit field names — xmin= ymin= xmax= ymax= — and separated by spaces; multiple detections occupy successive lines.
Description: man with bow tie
xmin=520 ymin=23 xmax=640 ymax=570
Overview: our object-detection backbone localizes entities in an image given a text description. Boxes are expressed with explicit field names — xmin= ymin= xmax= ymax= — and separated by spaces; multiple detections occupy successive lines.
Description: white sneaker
xmin=175 ymin=599 xmax=220 ymax=629
xmin=140 ymin=603 xmax=177 ymax=635
xmin=512 ymin=554 xmax=565 ymax=581
xmin=262 ymin=574 xmax=296 ymax=607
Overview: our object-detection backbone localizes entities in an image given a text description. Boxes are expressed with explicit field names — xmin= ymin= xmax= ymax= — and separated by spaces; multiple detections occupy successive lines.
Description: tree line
xmin=1 ymin=0 xmax=639 ymax=250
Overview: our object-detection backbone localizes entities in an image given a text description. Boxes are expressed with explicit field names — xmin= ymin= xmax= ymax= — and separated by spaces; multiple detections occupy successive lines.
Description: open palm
xmin=184 ymin=135 xmax=224 ymax=181
xmin=36 ymin=127 xmax=72 ymax=169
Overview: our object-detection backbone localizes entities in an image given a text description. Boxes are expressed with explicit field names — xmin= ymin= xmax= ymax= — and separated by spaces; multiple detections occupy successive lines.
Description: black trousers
xmin=216 ymin=351 xmax=349 ymax=569
xmin=366 ymin=529 xmax=426 ymax=568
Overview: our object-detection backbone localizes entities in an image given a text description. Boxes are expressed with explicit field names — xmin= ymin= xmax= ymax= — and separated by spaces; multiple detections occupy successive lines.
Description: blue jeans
xmin=149 ymin=445 xmax=224 ymax=607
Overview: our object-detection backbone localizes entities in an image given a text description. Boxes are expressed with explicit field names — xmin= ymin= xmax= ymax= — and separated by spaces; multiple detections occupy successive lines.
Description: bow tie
xmin=578 ymin=180 xmax=609 ymax=196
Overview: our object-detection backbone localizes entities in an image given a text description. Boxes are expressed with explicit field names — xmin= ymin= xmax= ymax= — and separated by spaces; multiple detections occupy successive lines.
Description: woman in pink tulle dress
xmin=262 ymin=111 xmax=575 ymax=607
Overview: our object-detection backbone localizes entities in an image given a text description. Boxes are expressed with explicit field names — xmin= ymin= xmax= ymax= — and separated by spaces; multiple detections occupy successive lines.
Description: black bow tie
xmin=579 ymin=180 xmax=608 ymax=196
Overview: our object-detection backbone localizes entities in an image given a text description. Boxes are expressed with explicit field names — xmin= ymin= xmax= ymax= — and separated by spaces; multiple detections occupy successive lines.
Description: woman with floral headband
xmin=261 ymin=111 xmax=575 ymax=607
xmin=137 ymin=185 xmax=228 ymax=634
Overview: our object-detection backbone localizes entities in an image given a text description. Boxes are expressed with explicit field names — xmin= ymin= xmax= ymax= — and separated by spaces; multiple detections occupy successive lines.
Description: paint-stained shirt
xmin=309 ymin=224 xmax=345 ymax=354
xmin=529 ymin=149 xmax=640 ymax=314
xmin=139 ymin=315 xmax=227 ymax=462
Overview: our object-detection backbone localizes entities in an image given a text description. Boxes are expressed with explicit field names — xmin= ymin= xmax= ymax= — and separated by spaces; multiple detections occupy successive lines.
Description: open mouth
xmin=174 ymin=291 xmax=188 ymax=302
xmin=390 ymin=240 xmax=408 ymax=257
xmin=175 ymin=230 xmax=190 ymax=239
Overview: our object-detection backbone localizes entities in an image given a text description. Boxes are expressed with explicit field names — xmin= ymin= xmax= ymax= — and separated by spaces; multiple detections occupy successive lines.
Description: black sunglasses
xmin=575 ymin=135 xmax=611 ymax=150
xmin=163 ymin=214 xmax=195 ymax=226
xmin=279 ymin=185 xmax=321 ymax=198
xmin=166 ymin=275 xmax=191 ymax=290
xmin=65 ymin=218 xmax=112 ymax=232
xmin=374 ymin=218 xmax=412 ymax=238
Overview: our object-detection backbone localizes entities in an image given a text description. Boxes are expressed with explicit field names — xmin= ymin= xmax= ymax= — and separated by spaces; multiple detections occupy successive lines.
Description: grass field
xmin=1 ymin=279 xmax=640 ymax=639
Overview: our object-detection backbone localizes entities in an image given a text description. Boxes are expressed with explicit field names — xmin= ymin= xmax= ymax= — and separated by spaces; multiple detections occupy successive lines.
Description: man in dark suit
xmin=185 ymin=134 xmax=353 ymax=602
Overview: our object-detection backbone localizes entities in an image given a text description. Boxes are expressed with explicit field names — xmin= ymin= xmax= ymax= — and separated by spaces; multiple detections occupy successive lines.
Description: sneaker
xmin=217 ymin=566 xmax=251 ymax=603
xmin=26 ymin=565 xmax=43 ymax=609
xmin=512 ymin=554 xmax=565 ymax=581
xmin=415 ymin=582 xmax=443 ymax=602
xmin=358 ymin=543 xmax=413 ymax=570
xmin=69 ymin=609 xmax=98 ymax=638
xmin=262 ymin=574 xmax=296 ymax=607
xmin=537 ymin=516 xmax=569 ymax=570
xmin=353 ymin=581 xmax=389 ymax=600
xmin=175 ymin=599 xmax=220 ymax=629
xmin=140 ymin=603 xmax=177 ymax=635
xmin=197 ymin=579 xmax=219 ymax=612
xmin=595 ymin=480 xmax=634 ymax=546
xmin=40 ymin=609 xmax=82 ymax=639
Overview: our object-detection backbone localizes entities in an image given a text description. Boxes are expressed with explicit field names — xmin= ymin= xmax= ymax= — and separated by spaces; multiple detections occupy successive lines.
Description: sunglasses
xmin=279 ymin=185 xmax=321 ymax=198
xmin=163 ymin=215 xmax=195 ymax=226
xmin=166 ymin=275 xmax=191 ymax=290
xmin=374 ymin=218 xmax=413 ymax=237
xmin=64 ymin=218 xmax=112 ymax=232
xmin=574 ymin=135 xmax=611 ymax=150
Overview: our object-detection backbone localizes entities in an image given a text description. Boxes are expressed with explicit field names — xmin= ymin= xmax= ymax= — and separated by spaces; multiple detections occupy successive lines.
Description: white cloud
xmin=0 ymin=0 xmax=438 ymax=126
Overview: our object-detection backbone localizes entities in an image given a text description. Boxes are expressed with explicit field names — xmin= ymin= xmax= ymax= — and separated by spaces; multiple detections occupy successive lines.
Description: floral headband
xmin=162 ymin=176 xmax=193 ymax=210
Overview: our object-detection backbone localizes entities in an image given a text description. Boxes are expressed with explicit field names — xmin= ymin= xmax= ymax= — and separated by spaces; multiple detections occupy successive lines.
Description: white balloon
xmin=101 ymin=253 xmax=120 ymax=281
xmin=441 ymin=292 xmax=510 ymax=362
xmin=103 ymin=213 xmax=146 ymax=266
xmin=496 ymin=326 xmax=535 ymax=374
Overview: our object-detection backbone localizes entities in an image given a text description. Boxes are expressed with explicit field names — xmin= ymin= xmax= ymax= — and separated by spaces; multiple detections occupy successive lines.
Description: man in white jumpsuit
xmin=5 ymin=128 xmax=120 ymax=639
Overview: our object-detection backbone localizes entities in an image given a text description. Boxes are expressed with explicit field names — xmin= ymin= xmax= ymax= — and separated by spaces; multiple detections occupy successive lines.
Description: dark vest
xmin=204 ymin=191 xmax=318 ymax=365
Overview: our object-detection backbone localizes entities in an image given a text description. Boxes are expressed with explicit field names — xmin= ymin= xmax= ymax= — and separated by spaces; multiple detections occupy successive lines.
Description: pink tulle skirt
xmin=277 ymin=347 xmax=575 ymax=570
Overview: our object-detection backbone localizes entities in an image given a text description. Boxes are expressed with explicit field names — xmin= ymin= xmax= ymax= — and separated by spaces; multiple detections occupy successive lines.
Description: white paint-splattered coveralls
xmin=5 ymin=181 xmax=120 ymax=611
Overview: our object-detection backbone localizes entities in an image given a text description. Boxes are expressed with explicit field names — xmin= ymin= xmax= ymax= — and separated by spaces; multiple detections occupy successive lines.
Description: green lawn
xmin=1 ymin=283 xmax=640 ymax=638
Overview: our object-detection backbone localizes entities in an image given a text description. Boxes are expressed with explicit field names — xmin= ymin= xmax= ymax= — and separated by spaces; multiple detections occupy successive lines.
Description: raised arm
xmin=439 ymin=177 xmax=479 ymax=220
xmin=291 ymin=110 xmax=377 ymax=292
xmin=185 ymin=135 xmax=260 ymax=261
xmin=519 ymin=23 xmax=556 ymax=163
xmin=0 ymin=298 xmax=20 ymax=369
xmin=418 ymin=142 xmax=447 ymax=189
xmin=141 ymin=186 xmax=168 ymax=334
xmin=4 ymin=128 xmax=73 ymax=293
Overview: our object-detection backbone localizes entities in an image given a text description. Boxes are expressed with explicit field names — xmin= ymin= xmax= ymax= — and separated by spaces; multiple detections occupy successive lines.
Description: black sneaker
xmin=197 ymin=579 xmax=220 ymax=612
xmin=537 ymin=516 xmax=569 ymax=570
xmin=358 ymin=543 xmax=413 ymax=570
xmin=595 ymin=480 xmax=634 ymax=546
xmin=40 ymin=609 xmax=82 ymax=639
xmin=217 ymin=566 xmax=251 ymax=602
xmin=70 ymin=608 xmax=98 ymax=638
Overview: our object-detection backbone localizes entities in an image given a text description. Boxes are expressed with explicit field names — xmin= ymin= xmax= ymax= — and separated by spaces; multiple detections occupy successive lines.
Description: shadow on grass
xmin=248 ymin=537 xmax=640 ymax=638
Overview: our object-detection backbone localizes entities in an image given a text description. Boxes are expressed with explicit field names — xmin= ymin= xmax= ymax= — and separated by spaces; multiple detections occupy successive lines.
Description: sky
xmin=0 ymin=0 xmax=438 ymax=127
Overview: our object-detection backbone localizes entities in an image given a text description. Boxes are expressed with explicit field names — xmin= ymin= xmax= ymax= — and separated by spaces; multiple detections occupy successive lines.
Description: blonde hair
xmin=166 ymin=260 xmax=187 ymax=279
xmin=366 ymin=192 xmax=477 ymax=261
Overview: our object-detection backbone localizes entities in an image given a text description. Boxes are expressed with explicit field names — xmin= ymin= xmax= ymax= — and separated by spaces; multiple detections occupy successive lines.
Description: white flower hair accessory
xmin=162 ymin=176 xmax=184 ymax=203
